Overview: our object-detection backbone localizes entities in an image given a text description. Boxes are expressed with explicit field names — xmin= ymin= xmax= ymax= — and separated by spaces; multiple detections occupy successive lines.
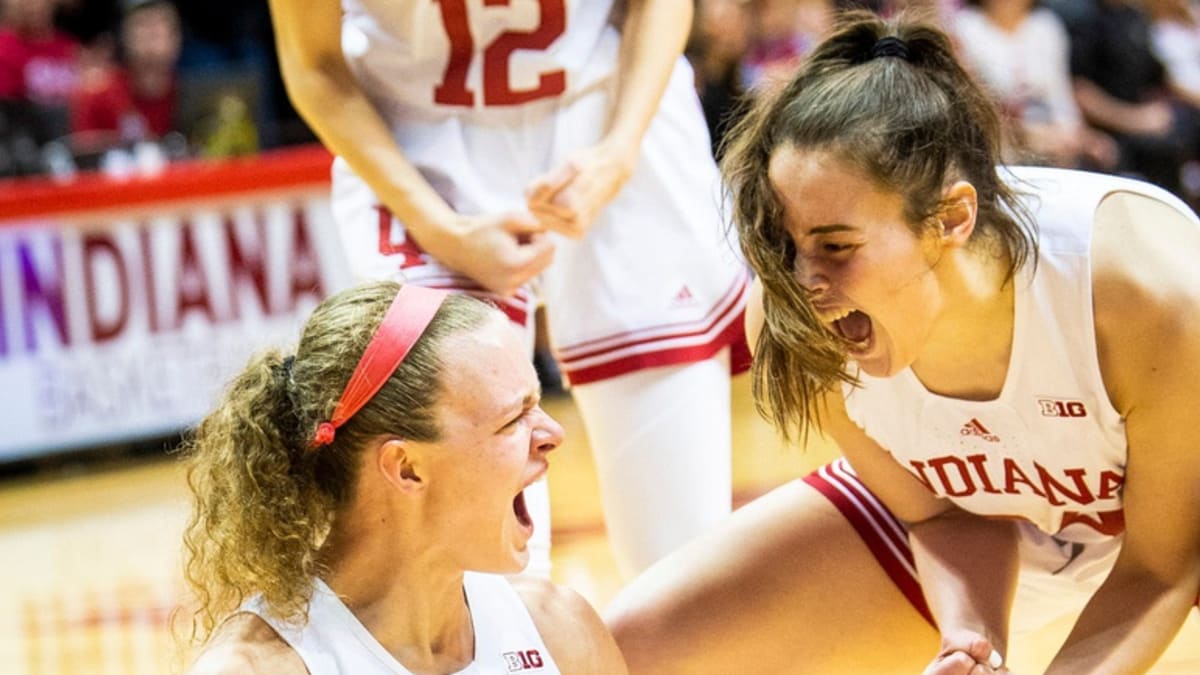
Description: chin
xmin=498 ymin=545 xmax=531 ymax=574
xmin=853 ymin=354 xmax=899 ymax=379
xmin=502 ymin=552 xmax=529 ymax=575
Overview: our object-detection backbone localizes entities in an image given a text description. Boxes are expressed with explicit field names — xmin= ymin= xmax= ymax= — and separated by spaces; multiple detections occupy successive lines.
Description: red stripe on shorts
xmin=803 ymin=458 xmax=936 ymax=627
xmin=556 ymin=271 xmax=748 ymax=359
xmin=558 ymin=274 xmax=750 ymax=385
xmin=563 ymin=306 xmax=747 ymax=385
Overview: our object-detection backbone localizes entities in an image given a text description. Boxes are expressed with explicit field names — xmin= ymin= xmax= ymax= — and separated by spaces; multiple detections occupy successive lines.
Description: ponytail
xmin=176 ymin=281 xmax=495 ymax=648
xmin=179 ymin=348 xmax=335 ymax=643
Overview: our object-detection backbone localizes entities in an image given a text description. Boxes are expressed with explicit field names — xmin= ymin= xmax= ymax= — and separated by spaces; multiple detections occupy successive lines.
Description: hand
xmin=1130 ymin=101 xmax=1173 ymax=137
xmin=524 ymin=141 xmax=638 ymax=239
xmin=1021 ymin=122 xmax=1081 ymax=168
xmin=434 ymin=211 xmax=555 ymax=297
xmin=923 ymin=630 xmax=1010 ymax=675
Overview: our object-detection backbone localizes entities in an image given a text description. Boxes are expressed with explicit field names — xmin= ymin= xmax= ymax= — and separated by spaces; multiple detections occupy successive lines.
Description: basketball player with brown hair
xmin=607 ymin=11 xmax=1200 ymax=674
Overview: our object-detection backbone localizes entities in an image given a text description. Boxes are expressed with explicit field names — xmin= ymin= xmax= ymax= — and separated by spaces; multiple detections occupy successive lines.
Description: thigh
xmin=570 ymin=354 xmax=732 ymax=577
xmin=605 ymin=479 xmax=939 ymax=675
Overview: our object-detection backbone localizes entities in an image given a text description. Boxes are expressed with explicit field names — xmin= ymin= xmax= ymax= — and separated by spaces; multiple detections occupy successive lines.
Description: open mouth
xmin=828 ymin=308 xmax=873 ymax=351
xmin=513 ymin=490 xmax=533 ymax=530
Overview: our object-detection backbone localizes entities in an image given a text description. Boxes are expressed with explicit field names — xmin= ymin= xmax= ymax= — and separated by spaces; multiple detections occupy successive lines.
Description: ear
xmin=937 ymin=181 xmax=978 ymax=249
xmin=376 ymin=438 xmax=425 ymax=494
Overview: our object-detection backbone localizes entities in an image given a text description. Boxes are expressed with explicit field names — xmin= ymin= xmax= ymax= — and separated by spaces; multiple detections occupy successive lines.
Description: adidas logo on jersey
xmin=671 ymin=284 xmax=696 ymax=307
xmin=960 ymin=418 xmax=999 ymax=443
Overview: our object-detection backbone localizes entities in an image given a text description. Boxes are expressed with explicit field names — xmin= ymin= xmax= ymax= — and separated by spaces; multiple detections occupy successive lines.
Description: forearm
xmin=607 ymin=0 xmax=693 ymax=152
xmin=1047 ymin=564 xmax=1200 ymax=673
xmin=1168 ymin=79 xmax=1200 ymax=112
xmin=1072 ymin=79 xmax=1152 ymax=134
xmin=908 ymin=510 xmax=1020 ymax=656
xmin=280 ymin=58 xmax=461 ymax=247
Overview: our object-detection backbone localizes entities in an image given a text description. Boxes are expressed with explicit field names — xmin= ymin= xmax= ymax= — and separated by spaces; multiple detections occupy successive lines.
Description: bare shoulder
xmin=1091 ymin=190 xmax=1200 ymax=299
xmin=508 ymin=576 xmax=629 ymax=675
xmin=186 ymin=613 xmax=308 ymax=675
xmin=1091 ymin=190 xmax=1200 ymax=413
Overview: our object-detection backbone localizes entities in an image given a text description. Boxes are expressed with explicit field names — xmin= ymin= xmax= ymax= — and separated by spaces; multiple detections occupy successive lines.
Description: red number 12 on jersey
xmin=433 ymin=0 xmax=567 ymax=106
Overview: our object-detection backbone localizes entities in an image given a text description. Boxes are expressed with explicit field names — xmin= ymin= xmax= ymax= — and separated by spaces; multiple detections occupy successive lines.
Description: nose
xmin=530 ymin=407 xmax=564 ymax=456
xmin=793 ymin=252 xmax=829 ymax=295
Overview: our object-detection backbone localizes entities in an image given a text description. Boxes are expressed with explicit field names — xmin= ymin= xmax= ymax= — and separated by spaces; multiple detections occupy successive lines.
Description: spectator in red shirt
xmin=70 ymin=0 xmax=179 ymax=150
xmin=0 ymin=0 xmax=80 ymax=154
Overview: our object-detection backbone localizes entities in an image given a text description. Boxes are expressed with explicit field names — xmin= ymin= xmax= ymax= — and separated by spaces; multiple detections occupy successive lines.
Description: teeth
xmin=821 ymin=307 xmax=853 ymax=323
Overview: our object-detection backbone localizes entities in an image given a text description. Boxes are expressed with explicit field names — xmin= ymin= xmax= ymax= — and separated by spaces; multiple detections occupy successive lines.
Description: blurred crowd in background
xmin=0 ymin=0 xmax=311 ymax=180
xmin=4 ymin=0 xmax=1200 ymax=203
xmin=693 ymin=0 xmax=1200 ymax=202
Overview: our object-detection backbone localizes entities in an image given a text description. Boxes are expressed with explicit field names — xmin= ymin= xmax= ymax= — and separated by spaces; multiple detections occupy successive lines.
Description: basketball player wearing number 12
xmin=267 ymin=0 xmax=751 ymax=579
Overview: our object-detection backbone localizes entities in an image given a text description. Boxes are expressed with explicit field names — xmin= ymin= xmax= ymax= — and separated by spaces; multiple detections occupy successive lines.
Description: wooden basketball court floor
xmin=0 ymin=376 xmax=1196 ymax=674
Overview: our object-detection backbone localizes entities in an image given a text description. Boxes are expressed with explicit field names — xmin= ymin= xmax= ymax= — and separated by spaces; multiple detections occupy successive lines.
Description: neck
xmin=984 ymin=0 xmax=1031 ymax=32
xmin=912 ymin=245 xmax=1015 ymax=400
xmin=321 ymin=505 xmax=475 ymax=672
xmin=130 ymin=67 xmax=172 ymax=98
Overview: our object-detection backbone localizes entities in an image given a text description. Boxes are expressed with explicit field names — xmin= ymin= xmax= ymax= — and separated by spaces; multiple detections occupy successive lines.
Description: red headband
xmin=310 ymin=285 xmax=450 ymax=448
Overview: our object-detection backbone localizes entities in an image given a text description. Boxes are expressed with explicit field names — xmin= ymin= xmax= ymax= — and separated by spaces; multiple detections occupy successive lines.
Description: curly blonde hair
xmin=177 ymin=281 xmax=493 ymax=646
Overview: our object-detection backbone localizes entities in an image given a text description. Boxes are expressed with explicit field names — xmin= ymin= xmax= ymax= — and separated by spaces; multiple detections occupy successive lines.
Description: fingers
xmin=493 ymin=224 xmax=555 ymax=296
xmin=939 ymin=629 xmax=999 ymax=664
xmin=526 ymin=166 xmax=589 ymax=238
xmin=514 ymin=231 xmax=555 ymax=271
xmin=955 ymin=636 xmax=998 ymax=665
xmin=525 ymin=161 xmax=579 ymax=206
xmin=497 ymin=207 xmax=583 ymax=245
xmin=490 ymin=237 xmax=552 ymax=297
xmin=498 ymin=210 xmax=547 ymax=235
xmin=477 ymin=245 xmax=552 ymax=297
xmin=528 ymin=200 xmax=586 ymax=239
xmin=526 ymin=150 xmax=630 ymax=239
xmin=928 ymin=630 xmax=1005 ymax=675
xmin=447 ymin=213 xmax=555 ymax=297
xmin=924 ymin=649 xmax=1005 ymax=675
xmin=925 ymin=650 xmax=978 ymax=675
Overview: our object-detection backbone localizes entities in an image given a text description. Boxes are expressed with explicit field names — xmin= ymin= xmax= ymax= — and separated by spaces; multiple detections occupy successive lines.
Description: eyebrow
xmin=804 ymin=224 xmax=857 ymax=236
xmin=525 ymin=386 xmax=542 ymax=408
xmin=499 ymin=386 xmax=542 ymax=422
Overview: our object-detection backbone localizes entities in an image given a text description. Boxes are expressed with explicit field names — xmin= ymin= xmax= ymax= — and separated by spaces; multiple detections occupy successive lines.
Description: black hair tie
xmin=871 ymin=36 xmax=910 ymax=61
xmin=277 ymin=355 xmax=296 ymax=388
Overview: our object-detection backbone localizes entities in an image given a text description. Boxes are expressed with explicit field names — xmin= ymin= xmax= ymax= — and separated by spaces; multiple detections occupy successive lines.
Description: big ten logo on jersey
xmin=1038 ymin=398 xmax=1088 ymax=418
xmin=375 ymin=205 xmax=429 ymax=270
xmin=432 ymin=0 xmax=566 ymax=107
xmin=503 ymin=649 xmax=545 ymax=671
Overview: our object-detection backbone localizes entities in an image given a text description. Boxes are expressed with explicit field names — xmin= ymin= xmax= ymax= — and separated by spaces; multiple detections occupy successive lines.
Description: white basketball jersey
xmin=240 ymin=573 xmax=561 ymax=674
xmin=844 ymin=166 xmax=1198 ymax=545
xmin=340 ymin=0 xmax=619 ymax=123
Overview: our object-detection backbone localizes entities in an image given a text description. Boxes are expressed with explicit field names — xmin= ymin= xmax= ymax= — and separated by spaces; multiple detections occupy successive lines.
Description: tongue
xmin=834 ymin=311 xmax=872 ymax=343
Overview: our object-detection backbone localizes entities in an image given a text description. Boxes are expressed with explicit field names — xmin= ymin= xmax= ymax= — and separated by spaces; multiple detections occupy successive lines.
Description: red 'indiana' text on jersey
xmin=907 ymin=453 xmax=1125 ymax=535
